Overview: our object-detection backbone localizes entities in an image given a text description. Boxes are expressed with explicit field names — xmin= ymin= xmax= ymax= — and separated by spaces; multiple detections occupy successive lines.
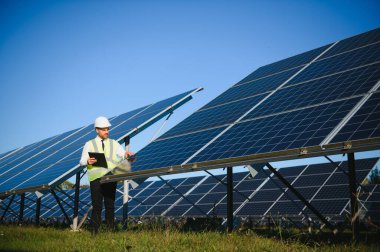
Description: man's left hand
xmin=125 ymin=151 xmax=136 ymax=162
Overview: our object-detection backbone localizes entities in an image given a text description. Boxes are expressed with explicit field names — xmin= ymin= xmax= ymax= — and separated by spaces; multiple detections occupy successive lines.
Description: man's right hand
xmin=87 ymin=157 xmax=97 ymax=165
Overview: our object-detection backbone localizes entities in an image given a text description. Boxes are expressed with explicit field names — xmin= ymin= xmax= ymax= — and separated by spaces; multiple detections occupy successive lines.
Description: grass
xmin=0 ymin=225 xmax=379 ymax=252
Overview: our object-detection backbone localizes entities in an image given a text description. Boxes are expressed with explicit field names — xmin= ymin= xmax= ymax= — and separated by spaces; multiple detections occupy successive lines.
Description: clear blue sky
xmin=1 ymin=0 xmax=379 ymax=158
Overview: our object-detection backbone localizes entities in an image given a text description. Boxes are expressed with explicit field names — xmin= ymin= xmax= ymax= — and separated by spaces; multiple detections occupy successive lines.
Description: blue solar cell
xmin=336 ymin=158 xmax=378 ymax=173
xmin=161 ymin=94 xmax=267 ymax=138
xmin=183 ymin=176 xmax=204 ymax=185
xmin=325 ymin=172 xmax=349 ymax=185
xmin=131 ymin=127 xmax=226 ymax=172
xmin=103 ymin=106 xmax=149 ymax=130
xmin=321 ymin=28 xmax=380 ymax=59
xmin=186 ymin=194 xmax=203 ymax=203
xmin=0 ymin=132 xmax=73 ymax=180
xmin=313 ymin=185 xmax=349 ymax=199
xmin=278 ymin=187 xmax=319 ymax=201
xmin=303 ymin=199 xmax=347 ymax=215
xmin=0 ymin=128 xmax=83 ymax=192
xmin=238 ymin=202 xmax=274 ymax=215
xmin=190 ymin=183 xmax=217 ymax=195
xmin=151 ymin=186 xmax=173 ymax=196
xmin=235 ymin=180 xmax=265 ymax=192
xmin=235 ymin=45 xmax=331 ymax=85
xmin=0 ymin=148 xmax=31 ymax=170
xmin=208 ymin=203 xmax=241 ymax=216
xmin=262 ymin=177 xmax=296 ymax=189
xmin=186 ymin=204 xmax=211 ymax=216
xmin=331 ymin=92 xmax=380 ymax=143
xmin=138 ymin=90 xmax=195 ymax=116
xmin=142 ymin=196 xmax=163 ymax=206
xmin=250 ymin=189 xmax=282 ymax=202
xmin=129 ymin=205 xmax=151 ymax=216
xmin=292 ymin=174 xmax=330 ymax=187
xmin=144 ymin=205 xmax=170 ymax=216
xmin=226 ymin=192 xmax=247 ymax=203
xmin=0 ymin=150 xmax=13 ymax=161
xmin=191 ymin=97 xmax=361 ymax=163
xmin=233 ymin=172 xmax=249 ymax=182
xmin=204 ymin=68 xmax=301 ymax=109
xmin=176 ymin=184 xmax=198 ymax=195
xmin=277 ymin=165 xmax=306 ymax=177
xmin=10 ymin=158 xmax=79 ymax=191
xmin=286 ymin=42 xmax=380 ymax=86
xmin=267 ymin=201 xmax=302 ymax=215
xmin=165 ymin=205 xmax=192 ymax=216
xmin=247 ymin=63 xmax=380 ymax=119
xmin=158 ymin=195 xmax=181 ymax=205
xmin=198 ymin=193 xmax=225 ymax=204
xmin=302 ymin=163 xmax=337 ymax=175
xmin=209 ymin=184 xmax=227 ymax=193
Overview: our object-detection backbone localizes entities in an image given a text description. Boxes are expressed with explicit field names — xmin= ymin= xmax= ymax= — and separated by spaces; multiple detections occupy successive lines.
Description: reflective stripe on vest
xmin=87 ymin=138 xmax=121 ymax=181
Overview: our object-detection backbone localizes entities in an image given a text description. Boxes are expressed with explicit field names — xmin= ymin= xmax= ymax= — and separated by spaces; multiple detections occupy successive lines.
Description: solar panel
xmin=104 ymin=28 xmax=380 ymax=182
xmin=0 ymin=88 xmax=202 ymax=197
xmin=264 ymin=158 xmax=378 ymax=219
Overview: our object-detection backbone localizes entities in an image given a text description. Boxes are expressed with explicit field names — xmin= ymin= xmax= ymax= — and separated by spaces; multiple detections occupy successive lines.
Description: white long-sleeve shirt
xmin=79 ymin=136 xmax=126 ymax=167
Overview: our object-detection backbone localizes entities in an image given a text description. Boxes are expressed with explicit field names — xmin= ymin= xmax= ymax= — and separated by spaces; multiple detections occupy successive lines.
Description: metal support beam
xmin=348 ymin=152 xmax=359 ymax=242
xmin=56 ymin=187 xmax=89 ymax=211
xmin=0 ymin=195 xmax=15 ymax=223
xmin=35 ymin=197 xmax=41 ymax=226
xmin=72 ymin=172 xmax=81 ymax=231
xmin=261 ymin=167 xmax=313 ymax=223
xmin=50 ymin=189 xmax=71 ymax=224
xmin=226 ymin=167 xmax=233 ymax=232
xmin=18 ymin=193 xmax=25 ymax=224
xmin=158 ymin=176 xmax=209 ymax=216
xmin=266 ymin=163 xmax=337 ymax=233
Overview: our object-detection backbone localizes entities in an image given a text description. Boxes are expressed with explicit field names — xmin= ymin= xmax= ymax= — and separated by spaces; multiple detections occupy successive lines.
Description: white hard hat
xmin=94 ymin=116 xmax=111 ymax=128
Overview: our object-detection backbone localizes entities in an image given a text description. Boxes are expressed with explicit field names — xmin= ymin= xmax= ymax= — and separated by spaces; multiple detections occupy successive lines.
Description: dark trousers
xmin=90 ymin=178 xmax=117 ymax=231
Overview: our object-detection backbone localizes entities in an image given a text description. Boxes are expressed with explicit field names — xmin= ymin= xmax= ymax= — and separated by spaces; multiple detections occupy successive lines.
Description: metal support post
xmin=50 ymin=189 xmax=71 ymax=224
xmin=35 ymin=196 xmax=41 ymax=226
xmin=72 ymin=172 xmax=81 ymax=231
xmin=0 ymin=195 xmax=15 ymax=223
xmin=122 ymin=180 xmax=129 ymax=230
xmin=348 ymin=152 xmax=359 ymax=242
xmin=122 ymin=136 xmax=131 ymax=230
xmin=266 ymin=163 xmax=337 ymax=233
xmin=18 ymin=193 xmax=25 ymax=224
xmin=227 ymin=167 xmax=233 ymax=232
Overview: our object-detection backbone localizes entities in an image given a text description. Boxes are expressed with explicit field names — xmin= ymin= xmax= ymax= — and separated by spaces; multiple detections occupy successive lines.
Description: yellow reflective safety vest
xmin=86 ymin=138 xmax=122 ymax=181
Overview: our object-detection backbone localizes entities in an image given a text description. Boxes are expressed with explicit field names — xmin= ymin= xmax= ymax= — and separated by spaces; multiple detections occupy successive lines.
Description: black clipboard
xmin=88 ymin=152 xmax=108 ymax=168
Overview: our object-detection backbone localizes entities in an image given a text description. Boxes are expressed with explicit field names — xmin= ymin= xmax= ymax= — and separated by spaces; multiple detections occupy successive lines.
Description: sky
xmin=0 ymin=1 xmax=380 ymax=182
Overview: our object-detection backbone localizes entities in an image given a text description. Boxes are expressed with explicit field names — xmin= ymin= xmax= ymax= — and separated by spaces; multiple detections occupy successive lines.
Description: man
xmin=79 ymin=116 xmax=135 ymax=233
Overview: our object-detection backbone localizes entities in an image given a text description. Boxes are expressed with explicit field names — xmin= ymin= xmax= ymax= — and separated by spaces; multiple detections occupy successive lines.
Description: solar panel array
xmin=0 ymin=88 xmax=201 ymax=197
xmin=106 ymin=28 xmax=380 ymax=181
xmin=1 ymin=158 xmax=379 ymax=224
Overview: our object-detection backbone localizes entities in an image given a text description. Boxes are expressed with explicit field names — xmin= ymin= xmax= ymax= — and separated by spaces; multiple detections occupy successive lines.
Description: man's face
xmin=96 ymin=127 xmax=109 ymax=139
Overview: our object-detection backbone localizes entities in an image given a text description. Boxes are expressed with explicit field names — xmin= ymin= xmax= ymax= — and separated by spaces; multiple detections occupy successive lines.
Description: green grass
xmin=0 ymin=225 xmax=378 ymax=252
